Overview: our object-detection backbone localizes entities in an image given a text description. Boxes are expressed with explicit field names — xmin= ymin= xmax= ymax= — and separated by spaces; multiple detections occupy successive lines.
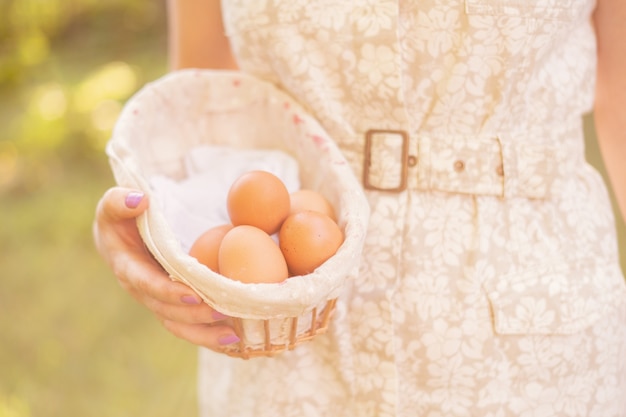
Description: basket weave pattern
xmin=223 ymin=298 xmax=337 ymax=359
xmin=107 ymin=70 xmax=369 ymax=358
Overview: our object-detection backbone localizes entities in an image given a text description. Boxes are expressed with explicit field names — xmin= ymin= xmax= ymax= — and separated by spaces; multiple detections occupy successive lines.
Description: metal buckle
xmin=363 ymin=129 xmax=409 ymax=192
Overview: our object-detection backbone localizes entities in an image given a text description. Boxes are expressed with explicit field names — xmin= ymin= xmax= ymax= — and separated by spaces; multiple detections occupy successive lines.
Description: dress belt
xmin=340 ymin=128 xmax=584 ymax=199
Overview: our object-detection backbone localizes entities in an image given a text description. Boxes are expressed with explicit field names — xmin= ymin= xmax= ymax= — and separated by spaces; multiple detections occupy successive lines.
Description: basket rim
xmin=107 ymin=69 xmax=370 ymax=319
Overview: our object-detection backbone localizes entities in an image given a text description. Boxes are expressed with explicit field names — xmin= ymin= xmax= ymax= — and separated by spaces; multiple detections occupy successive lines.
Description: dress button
xmin=407 ymin=155 xmax=418 ymax=167
xmin=453 ymin=160 xmax=465 ymax=172
xmin=495 ymin=164 xmax=504 ymax=177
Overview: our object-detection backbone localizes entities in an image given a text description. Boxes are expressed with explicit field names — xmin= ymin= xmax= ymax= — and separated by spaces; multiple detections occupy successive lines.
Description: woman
xmin=94 ymin=0 xmax=626 ymax=415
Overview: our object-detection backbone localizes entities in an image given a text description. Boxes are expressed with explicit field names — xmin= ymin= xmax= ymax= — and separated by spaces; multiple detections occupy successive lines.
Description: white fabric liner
xmin=149 ymin=145 xmax=301 ymax=252
xmin=106 ymin=70 xmax=370 ymax=326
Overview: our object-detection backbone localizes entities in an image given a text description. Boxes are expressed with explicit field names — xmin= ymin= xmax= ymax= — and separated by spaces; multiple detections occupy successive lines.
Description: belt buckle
xmin=363 ymin=129 xmax=409 ymax=192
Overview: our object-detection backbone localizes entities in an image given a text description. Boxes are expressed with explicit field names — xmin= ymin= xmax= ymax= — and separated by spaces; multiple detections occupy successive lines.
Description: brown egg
xmin=226 ymin=170 xmax=290 ymax=235
xmin=278 ymin=211 xmax=344 ymax=276
xmin=188 ymin=224 xmax=233 ymax=272
xmin=219 ymin=225 xmax=289 ymax=284
xmin=289 ymin=189 xmax=336 ymax=221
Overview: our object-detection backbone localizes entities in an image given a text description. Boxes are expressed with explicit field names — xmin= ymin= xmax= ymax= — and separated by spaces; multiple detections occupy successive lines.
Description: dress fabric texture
xmin=198 ymin=1 xmax=626 ymax=416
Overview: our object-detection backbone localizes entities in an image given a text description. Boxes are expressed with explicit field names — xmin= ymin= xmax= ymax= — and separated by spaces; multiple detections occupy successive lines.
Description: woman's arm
xmin=166 ymin=0 xmax=237 ymax=70
xmin=593 ymin=0 xmax=626 ymax=224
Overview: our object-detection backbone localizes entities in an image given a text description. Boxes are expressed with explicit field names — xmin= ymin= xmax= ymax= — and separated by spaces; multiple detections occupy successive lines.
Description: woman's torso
xmin=198 ymin=2 xmax=626 ymax=416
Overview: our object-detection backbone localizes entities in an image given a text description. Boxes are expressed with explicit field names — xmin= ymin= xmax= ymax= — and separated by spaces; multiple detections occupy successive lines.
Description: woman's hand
xmin=93 ymin=186 xmax=241 ymax=349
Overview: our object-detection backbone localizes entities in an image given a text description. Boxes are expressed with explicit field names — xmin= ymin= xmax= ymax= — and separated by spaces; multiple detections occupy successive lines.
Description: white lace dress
xmin=197 ymin=1 xmax=626 ymax=416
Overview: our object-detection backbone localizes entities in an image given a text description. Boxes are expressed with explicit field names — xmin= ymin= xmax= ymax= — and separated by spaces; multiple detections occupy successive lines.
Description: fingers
xmin=96 ymin=187 xmax=149 ymax=223
xmin=162 ymin=320 xmax=241 ymax=350
xmin=108 ymin=238 xmax=228 ymax=323
xmin=93 ymin=187 xmax=150 ymax=262
xmin=136 ymin=278 xmax=220 ymax=324
xmin=112 ymin=247 xmax=239 ymax=344
xmin=112 ymin=250 xmax=188 ymax=304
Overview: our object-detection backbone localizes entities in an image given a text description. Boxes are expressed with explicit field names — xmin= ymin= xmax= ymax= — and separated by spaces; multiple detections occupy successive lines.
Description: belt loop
xmin=415 ymin=136 xmax=431 ymax=191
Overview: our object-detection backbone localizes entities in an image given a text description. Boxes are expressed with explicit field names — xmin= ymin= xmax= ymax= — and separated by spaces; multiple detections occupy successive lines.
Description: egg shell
xmin=219 ymin=225 xmax=289 ymax=284
xmin=278 ymin=210 xmax=344 ymax=276
xmin=188 ymin=224 xmax=233 ymax=272
xmin=289 ymin=189 xmax=336 ymax=221
xmin=226 ymin=170 xmax=290 ymax=235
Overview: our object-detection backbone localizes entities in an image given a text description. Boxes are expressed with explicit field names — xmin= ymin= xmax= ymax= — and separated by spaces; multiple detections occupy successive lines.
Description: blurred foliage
xmin=1 ymin=1 xmax=198 ymax=416
xmin=0 ymin=0 xmax=168 ymax=195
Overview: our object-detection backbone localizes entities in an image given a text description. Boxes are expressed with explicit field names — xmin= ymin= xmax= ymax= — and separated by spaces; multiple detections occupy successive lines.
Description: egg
xmin=226 ymin=170 xmax=290 ymax=235
xmin=278 ymin=211 xmax=344 ymax=276
xmin=219 ymin=225 xmax=289 ymax=283
xmin=289 ymin=189 xmax=336 ymax=221
xmin=188 ymin=224 xmax=233 ymax=272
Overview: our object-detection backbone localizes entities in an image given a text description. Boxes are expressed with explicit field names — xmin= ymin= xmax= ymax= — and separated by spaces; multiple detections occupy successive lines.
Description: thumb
xmin=96 ymin=187 xmax=149 ymax=223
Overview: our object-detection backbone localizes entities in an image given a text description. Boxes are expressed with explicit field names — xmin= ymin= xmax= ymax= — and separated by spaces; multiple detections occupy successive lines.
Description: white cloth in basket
xmin=150 ymin=145 xmax=300 ymax=253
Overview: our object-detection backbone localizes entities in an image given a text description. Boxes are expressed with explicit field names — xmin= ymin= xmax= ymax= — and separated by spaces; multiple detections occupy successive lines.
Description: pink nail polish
xmin=218 ymin=334 xmax=241 ymax=346
xmin=212 ymin=311 xmax=229 ymax=321
xmin=125 ymin=191 xmax=144 ymax=209
xmin=181 ymin=295 xmax=201 ymax=305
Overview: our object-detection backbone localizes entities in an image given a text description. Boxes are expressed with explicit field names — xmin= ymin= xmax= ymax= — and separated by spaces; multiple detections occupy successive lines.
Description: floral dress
xmin=197 ymin=1 xmax=626 ymax=416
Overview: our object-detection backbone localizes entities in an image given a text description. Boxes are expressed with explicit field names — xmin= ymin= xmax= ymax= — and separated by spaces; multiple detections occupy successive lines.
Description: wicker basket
xmin=106 ymin=69 xmax=369 ymax=359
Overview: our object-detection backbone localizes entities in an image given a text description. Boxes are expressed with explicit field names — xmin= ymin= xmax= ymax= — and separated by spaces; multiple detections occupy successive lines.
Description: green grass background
xmin=0 ymin=2 xmax=624 ymax=417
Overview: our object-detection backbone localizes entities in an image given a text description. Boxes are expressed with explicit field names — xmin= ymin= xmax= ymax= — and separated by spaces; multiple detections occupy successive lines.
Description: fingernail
xmin=125 ymin=191 xmax=144 ymax=209
xmin=212 ymin=311 xmax=229 ymax=321
xmin=218 ymin=334 xmax=241 ymax=345
xmin=181 ymin=295 xmax=201 ymax=305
